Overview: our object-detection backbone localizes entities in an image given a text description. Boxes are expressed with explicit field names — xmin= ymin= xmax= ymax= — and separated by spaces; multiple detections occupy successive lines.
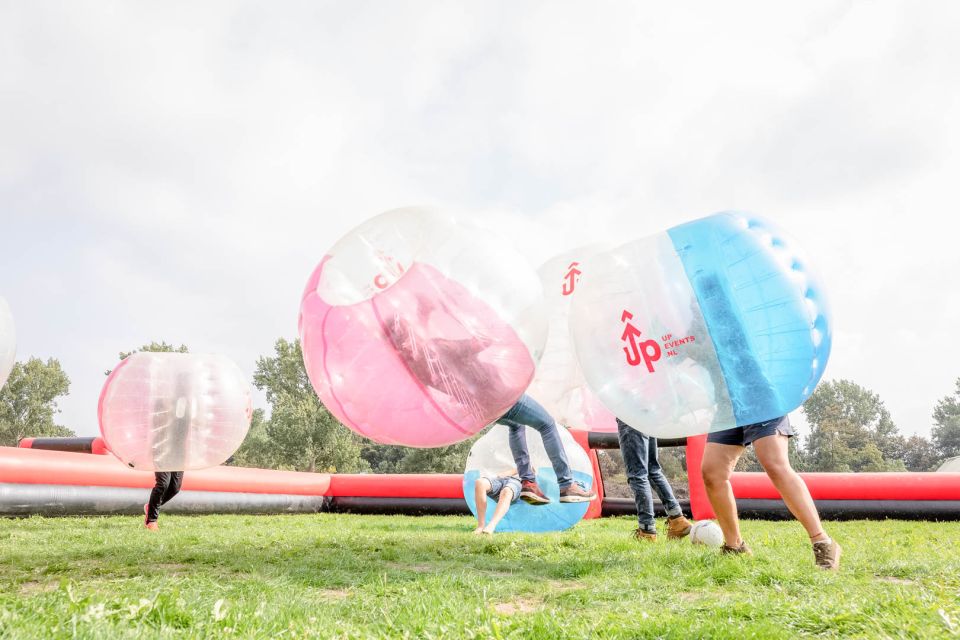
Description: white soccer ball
xmin=689 ymin=520 xmax=724 ymax=547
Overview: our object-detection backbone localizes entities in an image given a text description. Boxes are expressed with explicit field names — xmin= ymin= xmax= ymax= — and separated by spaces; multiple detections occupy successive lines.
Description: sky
xmin=1 ymin=1 xmax=958 ymax=439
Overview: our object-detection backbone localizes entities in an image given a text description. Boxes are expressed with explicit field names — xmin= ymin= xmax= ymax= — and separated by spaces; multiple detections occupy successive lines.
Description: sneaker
xmin=666 ymin=515 xmax=692 ymax=539
xmin=519 ymin=480 xmax=551 ymax=505
xmin=813 ymin=538 xmax=841 ymax=570
xmin=558 ymin=482 xmax=597 ymax=503
xmin=145 ymin=522 xmax=159 ymax=531
xmin=721 ymin=541 xmax=751 ymax=555
xmin=633 ymin=528 xmax=657 ymax=542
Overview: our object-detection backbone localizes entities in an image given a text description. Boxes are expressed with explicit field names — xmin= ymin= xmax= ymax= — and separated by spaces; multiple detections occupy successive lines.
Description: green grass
xmin=1 ymin=515 xmax=958 ymax=639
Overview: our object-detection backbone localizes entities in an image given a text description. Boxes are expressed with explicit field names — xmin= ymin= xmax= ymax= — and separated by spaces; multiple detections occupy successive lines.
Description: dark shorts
xmin=707 ymin=415 xmax=794 ymax=447
xmin=483 ymin=476 xmax=521 ymax=504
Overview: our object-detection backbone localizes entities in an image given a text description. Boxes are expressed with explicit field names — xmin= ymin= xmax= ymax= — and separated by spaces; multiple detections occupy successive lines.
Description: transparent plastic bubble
xmin=299 ymin=207 xmax=546 ymax=447
xmin=462 ymin=424 xmax=594 ymax=532
xmin=526 ymin=247 xmax=617 ymax=432
xmin=98 ymin=352 xmax=253 ymax=471
xmin=570 ymin=212 xmax=831 ymax=437
xmin=0 ymin=297 xmax=14 ymax=391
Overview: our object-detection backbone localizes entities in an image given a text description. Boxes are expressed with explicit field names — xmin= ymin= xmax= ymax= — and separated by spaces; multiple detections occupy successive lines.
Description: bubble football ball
xmin=689 ymin=520 xmax=725 ymax=547
xmin=570 ymin=211 xmax=831 ymax=438
xmin=299 ymin=207 xmax=546 ymax=447
xmin=462 ymin=423 xmax=594 ymax=533
xmin=98 ymin=352 xmax=253 ymax=471
xmin=0 ymin=297 xmax=15 ymax=391
xmin=526 ymin=246 xmax=617 ymax=433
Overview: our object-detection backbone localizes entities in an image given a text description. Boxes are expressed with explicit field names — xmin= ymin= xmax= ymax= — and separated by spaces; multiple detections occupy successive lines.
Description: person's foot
xmin=519 ymin=480 xmax=551 ymax=505
xmin=480 ymin=527 xmax=495 ymax=535
xmin=666 ymin=514 xmax=692 ymax=539
xmin=145 ymin=521 xmax=159 ymax=531
xmin=472 ymin=527 xmax=485 ymax=535
xmin=558 ymin=482 xmax=597 ymax=503
xmin=721 ymin=540 xmax=751 ymax=555
xmin=813 ymin=538 xmax=841 ymax=570
xmin=633 ymin=528 xmax=657 ymax=542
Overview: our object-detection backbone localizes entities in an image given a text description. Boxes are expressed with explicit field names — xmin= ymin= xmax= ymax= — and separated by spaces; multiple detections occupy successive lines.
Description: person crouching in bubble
xmin=472 ymin=469 xmax=521 ymax=535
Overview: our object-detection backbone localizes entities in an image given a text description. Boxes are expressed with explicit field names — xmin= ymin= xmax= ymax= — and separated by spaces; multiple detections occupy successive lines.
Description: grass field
xmin=1 ymin=514 xmax=958 ymax=639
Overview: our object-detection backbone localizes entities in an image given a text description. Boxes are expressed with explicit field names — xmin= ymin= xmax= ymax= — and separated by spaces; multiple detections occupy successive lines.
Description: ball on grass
xmin=689 ymin=520 xmax=725 ymax=547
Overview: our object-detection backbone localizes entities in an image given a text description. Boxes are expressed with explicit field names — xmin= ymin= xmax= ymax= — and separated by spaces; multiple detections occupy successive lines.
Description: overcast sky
xmin=1 ymin=1 xmax=958 ymax=439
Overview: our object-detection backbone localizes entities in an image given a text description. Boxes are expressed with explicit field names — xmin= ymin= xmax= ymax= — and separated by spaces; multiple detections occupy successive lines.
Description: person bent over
xmin=701 ymin=416 xmax=841 ymax=569
xmin=617 ymin=419 xmax=692 ymax=541
xmin=144 ymin=471 xmax=184 ymax=531
xmin=473 ymin=473 xmax=522 ymax=535
xmin=499 ymin=394 xmax=596 ymax=505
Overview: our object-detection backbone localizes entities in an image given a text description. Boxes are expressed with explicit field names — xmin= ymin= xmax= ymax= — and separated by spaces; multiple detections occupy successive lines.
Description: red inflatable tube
xmin=0 ymin=447 xmax=331 ymax=496
xmin=570 ymin=429 xmax=604 ymax=519
xmin=327 ymin=473 xmax=463 ymax=499
xmin=731 ymin=472 xmax=960 ymax=501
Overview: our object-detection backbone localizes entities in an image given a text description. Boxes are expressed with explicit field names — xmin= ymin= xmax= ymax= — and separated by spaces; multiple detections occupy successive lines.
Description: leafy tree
xmin=802 ymin=379 xmax=905 ymax=472
xmin=254 ymin=339 xmax=368 ymax=472
xmin=932 ymin=378 xmax=960 ymax=460
xmin=105 ymin=341 xmax=189 ymax=375
xmin=0 ymin=357 xmax=74 ymax=446
xmin=899 ymin=434 xmax=941 ymax=472
xmin=229 ymin=409 xmax=277 ymax=468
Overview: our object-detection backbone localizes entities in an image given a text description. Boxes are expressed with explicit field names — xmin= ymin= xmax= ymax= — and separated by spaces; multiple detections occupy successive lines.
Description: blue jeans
xmin=499 ymin=394 xmax=574 ymax=489
xmin=617 ymin=419 xmax=682 ymax=532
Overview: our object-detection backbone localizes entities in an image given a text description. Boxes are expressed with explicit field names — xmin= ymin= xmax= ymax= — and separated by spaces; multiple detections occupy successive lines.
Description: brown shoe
xmin=813 ymin=538 xmax=841 ymax=570
xmin=633 ymin=528 xmax=657 ymax=542
xmin=558 ymin=482 xmax=597 ymax=503
xmin=519 ymin=480 xmax=550 ymax=505
xmin=666 ymin=515 xmax=692 ymax=539
xmin=721 ymin=541 xmax=751 ymax=555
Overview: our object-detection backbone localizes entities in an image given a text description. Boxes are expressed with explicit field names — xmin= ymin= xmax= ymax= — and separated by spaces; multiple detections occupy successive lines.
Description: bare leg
xmin=482 ymin=488 xmax=515 ymax=534
xmin=473 ymin=478 xmax=491 ymax=533
xmin=701 ymin=443 xmax=744 ymax=547
xmin=753 ymin=435 xmax=827 ymax=542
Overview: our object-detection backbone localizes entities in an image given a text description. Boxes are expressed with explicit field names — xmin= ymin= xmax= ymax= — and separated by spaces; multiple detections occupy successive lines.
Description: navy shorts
xmin=707 ymin=415 xmax=794 ymax=447
xmin=484 ymin=476 xmax=521 ymax=504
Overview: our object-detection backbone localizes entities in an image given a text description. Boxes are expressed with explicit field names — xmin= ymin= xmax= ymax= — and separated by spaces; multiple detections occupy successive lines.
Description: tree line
xmin=1 ymin=339 xmax=959 ymax=474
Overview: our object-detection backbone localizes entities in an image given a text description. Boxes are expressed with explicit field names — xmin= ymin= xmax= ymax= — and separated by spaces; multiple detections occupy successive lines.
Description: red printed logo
xmin=620 ymin=311 xmax=697 ymax=373
xmin=373 ymin=252 xmax=406 ymax=290
xmin=562 ymin=262 xmax=582 ymax=296
xmin=621 ymin=310 xmax=661 ymax=373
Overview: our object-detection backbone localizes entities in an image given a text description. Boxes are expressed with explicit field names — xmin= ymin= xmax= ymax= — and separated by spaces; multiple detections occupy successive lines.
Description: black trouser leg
xmin=161 ymin=471 xmax=184 ymax=506
xmin=147 ymin=472 xmax=172 ymax=523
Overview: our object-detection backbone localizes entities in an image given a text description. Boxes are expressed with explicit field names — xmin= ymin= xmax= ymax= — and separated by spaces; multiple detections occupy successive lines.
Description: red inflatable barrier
xmin=731 ymin=472 xmax=960 ymax=501
xmin=0 ymin=447 xmax=331 ymax=496
xmin=327 ymin=473 xmax=463 ymax=499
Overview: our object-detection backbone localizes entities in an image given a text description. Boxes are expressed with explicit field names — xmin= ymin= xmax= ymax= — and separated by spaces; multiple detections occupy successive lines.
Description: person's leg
xmin=146 ymin=472 xmax=172 ymax=525
xmin=483 ymin=487 xmax=515 ymax=534
xmin=646 ymin=439 xmax=692 ymax=538
xmin=752 ymin=435 xmax=823 ymax=539
xmin=507 ymin=395 xmax=574 ymax=487
xmin=646 ymin=438 xmax=681 ymax=516
xmin=617 ymin=420 xmax=656 ymax=536
xmin=506 ymin=423 xmax=535 ymax=483
xmin=701 ymin=442 xmax=745 ymax=548
xmin=473 ymin=478 xmax=492 ymax=533
xmin=160 ymin=471 xmax=184 ymax=506
xmin=753 ymin=433 xmax=841 ymax=569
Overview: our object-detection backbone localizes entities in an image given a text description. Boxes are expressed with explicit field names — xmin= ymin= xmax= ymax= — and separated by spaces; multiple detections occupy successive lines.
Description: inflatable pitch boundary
xmin=0 ymin=483 xmax=327 ymax=517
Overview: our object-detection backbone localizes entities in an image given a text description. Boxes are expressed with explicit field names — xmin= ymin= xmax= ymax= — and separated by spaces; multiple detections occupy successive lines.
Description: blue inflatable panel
xmin=667 ymin=212 xmax=831 ymax=425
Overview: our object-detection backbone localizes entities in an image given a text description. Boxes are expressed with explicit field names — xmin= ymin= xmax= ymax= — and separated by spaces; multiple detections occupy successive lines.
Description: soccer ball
xmin=689 ymin=520 xmax=724 ymax=547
